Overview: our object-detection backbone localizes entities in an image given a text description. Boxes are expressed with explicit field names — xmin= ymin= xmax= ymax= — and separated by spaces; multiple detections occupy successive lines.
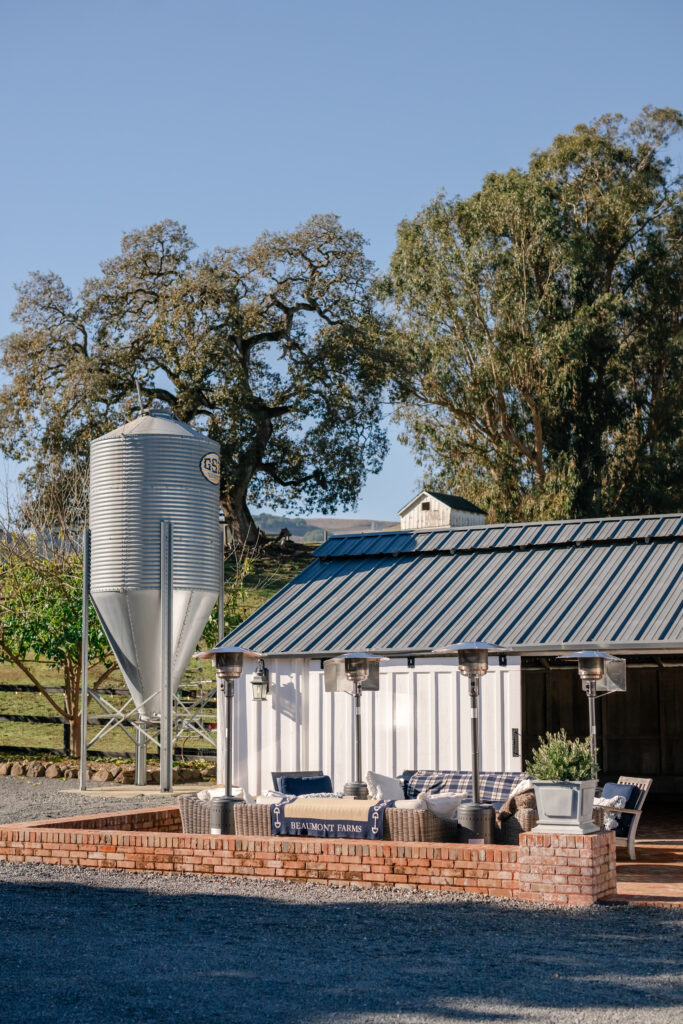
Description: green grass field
xmin=0 ymin=547 xmax=313 ymax=761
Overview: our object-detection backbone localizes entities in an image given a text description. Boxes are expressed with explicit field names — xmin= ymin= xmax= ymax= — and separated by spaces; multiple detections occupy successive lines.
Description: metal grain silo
xmin=89 ymin=410 xmax=221 ymax=721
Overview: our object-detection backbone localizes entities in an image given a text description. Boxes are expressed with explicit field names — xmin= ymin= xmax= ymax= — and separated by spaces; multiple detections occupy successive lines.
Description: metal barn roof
xmin=226 ymin=513 xmax=683 ymax=657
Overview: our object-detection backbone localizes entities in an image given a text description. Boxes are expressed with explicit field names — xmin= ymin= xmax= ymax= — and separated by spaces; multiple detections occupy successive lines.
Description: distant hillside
xmin=254 ymin=513 xmax=397 ymax=542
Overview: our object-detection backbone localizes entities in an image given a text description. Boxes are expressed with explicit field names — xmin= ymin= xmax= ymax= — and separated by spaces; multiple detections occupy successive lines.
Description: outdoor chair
xmin=600 ymin=775 xmax=652 ymax=861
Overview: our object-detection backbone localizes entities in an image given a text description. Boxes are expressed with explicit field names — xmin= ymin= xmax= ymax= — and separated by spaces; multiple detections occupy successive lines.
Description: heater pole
xmin=354 ymin=683 xmax=363 ymax=786
xmin=79 ymin=528 xmax=91 ymax=791
xmin=585 ymin=680 xmax=598 ymax=767
xmin=224 ymin=677 xmax=234 ymax=799
xmin=160 ymin=521 xmax=173 ymax=792
xmin=218 ymin=531 xmax=225 ymax=643
xmin=470 ymin=676 xmax=481 ymax=806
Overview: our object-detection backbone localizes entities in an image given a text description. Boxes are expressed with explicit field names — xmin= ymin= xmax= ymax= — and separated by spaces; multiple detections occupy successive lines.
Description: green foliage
xmin=0 ymin=539 xmax=115 ymax=755
xmin=0 ymin=553 xmax=111 ymax=673
xmin=526 ymin=729 xmax=598 ymax=782
xmin=385 ymin=107 xmax=683 ymax=520
xmin=201 ymin=550 xmax=254 ymax=648
xmin=0 ymin=215 xmax=392 ymax=541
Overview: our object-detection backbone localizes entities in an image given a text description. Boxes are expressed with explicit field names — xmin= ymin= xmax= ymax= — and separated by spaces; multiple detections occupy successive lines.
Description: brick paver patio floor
xmin=612 ymin=801 xmax=683 ymax=907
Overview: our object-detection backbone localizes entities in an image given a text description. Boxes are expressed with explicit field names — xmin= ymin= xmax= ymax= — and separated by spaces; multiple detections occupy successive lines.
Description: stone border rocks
xmin=0 ymin=759 xmax=216 ymax=784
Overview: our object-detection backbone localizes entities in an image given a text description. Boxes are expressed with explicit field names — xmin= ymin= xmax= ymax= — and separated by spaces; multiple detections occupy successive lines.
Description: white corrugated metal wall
xmin=223 ymin=657 xmax=522 ymax=795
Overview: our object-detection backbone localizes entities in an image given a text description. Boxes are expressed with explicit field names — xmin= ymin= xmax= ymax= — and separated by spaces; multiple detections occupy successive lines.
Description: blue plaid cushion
xmin=404 ymin=770 xmax=527 ymax=802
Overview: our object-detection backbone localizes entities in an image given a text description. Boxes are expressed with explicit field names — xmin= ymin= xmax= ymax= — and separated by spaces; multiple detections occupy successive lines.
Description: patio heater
xmin=557 ymin=650 xmax=626 ymax=767
xmin=436 ymin=642 xmax=503 ymax=843
xmin=195 ymin=644 xmax=265 ymax=833
xmin=324 ymin=652 xmax=386 ymax=799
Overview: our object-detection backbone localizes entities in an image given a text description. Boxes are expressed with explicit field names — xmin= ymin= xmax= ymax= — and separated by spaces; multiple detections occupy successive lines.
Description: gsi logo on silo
xmin=199 ymin=453 xmax=220 ymax=484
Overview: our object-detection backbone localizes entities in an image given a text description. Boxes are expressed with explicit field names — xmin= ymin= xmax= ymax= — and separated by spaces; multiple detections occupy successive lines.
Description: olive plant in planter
xmin=526 ymin=730 xmax=599 ymax=834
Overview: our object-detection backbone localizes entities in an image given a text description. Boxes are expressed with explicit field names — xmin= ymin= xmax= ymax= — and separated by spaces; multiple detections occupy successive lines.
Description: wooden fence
xmin=0 ymin=682 xmax=217 ymax=761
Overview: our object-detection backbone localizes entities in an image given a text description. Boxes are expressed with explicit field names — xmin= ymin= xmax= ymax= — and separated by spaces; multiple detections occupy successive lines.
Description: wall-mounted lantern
xmin=250 ymin=658 xmax=270 ymax=702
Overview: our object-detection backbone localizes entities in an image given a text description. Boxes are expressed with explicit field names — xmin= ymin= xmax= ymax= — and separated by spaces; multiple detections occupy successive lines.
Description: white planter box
xmin=532 ymin=780 xmax=599 ymax=834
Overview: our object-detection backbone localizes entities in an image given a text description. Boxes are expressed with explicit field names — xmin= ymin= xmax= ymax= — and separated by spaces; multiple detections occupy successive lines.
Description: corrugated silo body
xmin=89 ymin=410 xmax=221 ymax=718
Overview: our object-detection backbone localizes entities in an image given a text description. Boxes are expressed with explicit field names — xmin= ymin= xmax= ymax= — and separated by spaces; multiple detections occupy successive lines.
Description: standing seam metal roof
xmin=226 ymin=513 xmax=683 ymax=656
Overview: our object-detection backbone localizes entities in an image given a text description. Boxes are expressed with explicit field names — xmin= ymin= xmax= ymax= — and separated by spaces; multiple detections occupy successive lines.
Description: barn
xmin=223 ymin=513 xmax=683 ymax=805
xmin=398 ymin=490 xmax=486 ymax=530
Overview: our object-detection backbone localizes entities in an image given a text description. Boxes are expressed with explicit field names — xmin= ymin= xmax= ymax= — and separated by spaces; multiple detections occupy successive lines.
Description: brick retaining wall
xmin=0 ymin=807 xmax=616 ymax=906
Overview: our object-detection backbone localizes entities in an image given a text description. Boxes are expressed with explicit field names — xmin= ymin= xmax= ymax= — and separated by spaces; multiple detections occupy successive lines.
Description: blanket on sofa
xmin=404 ymin=770 xmax=527 ymax=803
xmin=270 ymin=796 xmax=390 ymax=839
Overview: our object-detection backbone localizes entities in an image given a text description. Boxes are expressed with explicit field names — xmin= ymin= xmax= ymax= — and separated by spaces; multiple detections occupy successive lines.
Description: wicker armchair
xmin=177 ymin=793 xmax=212 ymax=833
xmin=495 ymin=806 xmax=538 ymax=845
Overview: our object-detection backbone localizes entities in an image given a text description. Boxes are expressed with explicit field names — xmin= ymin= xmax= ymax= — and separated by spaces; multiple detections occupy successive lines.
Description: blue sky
xmin=1 ymin=0 xmax=682 ymax=519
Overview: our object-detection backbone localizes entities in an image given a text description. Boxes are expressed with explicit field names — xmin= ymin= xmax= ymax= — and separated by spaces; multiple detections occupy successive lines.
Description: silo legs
xmin=79 ymin=528 xmax=91 ymax=791
xmin=160 ymin=521 xmax=173 ymax=792
xmin=134 ymin=724 xmax=147 ymax=785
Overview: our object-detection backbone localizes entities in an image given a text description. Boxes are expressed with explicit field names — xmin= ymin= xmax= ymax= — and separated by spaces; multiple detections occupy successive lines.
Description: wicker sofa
xmin=402 ymin=770 xmax=536 ymax=845
xmin=178 ymin=769 xmax=536 ymax=844
xmin=177 ymin=794 xmax=459 ymax=842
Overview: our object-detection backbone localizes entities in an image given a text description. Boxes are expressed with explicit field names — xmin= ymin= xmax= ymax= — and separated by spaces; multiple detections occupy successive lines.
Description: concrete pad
xmin=65 ymin=782 xmax=208 ymax=797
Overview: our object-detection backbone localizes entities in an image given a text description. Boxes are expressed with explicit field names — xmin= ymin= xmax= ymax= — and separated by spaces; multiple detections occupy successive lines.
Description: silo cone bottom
xmin=210 ymin=796 xmax=244 ymax=835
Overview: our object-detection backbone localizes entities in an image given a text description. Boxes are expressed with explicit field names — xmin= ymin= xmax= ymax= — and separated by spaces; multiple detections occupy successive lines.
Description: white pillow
xmin=256 ymin=793 xmax=286 ymax=805
xmin=365 ymin=771 xmax=405 ymax=802
xmin=424 ymin=793 xmax=464 ymax=821
xmin=197 ymin=785 xmax=254 ymax=804
xmin=393 ymin=796 xmax=427 ymax=810
xmin=594 ymin=794 xmax=627 ymax=830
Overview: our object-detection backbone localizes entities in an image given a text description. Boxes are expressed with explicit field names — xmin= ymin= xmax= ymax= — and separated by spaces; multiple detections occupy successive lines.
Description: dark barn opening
xmin=522 ymin=657 xmax=683 ymax=800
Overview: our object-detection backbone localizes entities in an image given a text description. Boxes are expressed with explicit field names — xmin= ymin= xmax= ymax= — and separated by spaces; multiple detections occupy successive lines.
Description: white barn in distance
xmin=399 ymin=490 xmax=486 ymax=530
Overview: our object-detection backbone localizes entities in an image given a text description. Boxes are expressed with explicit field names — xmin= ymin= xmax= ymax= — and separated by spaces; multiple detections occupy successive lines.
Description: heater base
xmin=344 ymin=781 xmax=369 ymax=800
xmin=457 ymin=802 xmax=495 ymax=843
xmin=210 ymin=796 xmax=243 ymax=835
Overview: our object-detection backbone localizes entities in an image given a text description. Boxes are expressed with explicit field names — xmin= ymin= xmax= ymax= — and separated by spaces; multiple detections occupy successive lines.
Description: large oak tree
xmin=1 ymin=214 xmax=390 ymax=540
xmin=385 ymin=108 xmax=683 ymax=521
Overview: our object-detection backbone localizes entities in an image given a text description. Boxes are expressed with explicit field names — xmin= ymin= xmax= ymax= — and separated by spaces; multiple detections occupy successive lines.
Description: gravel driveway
xmin=0 ymin=774 xmax=170 ymax=825
xmin=1 ymin=777 xmax=681 ymax=1024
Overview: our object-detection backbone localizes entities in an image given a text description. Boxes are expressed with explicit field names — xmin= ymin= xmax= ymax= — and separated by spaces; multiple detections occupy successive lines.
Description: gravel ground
xmin=1 ymin=777 xmax=682 ymax=1024
xmin=0 ymin=774 xmax=171 ymax=824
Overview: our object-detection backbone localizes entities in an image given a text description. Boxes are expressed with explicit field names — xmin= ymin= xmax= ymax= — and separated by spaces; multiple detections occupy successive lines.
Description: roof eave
xmin=253 ymin=640 xmax=683 ymax=659
xmin=397 ymin=490 xmax=430 ymax=516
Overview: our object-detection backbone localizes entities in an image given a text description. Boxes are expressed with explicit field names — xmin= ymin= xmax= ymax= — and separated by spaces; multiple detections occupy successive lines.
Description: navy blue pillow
xmin=278 ymin=774 xmax=333 ymax=796
xmin=601 ymin=782 xmax=638 ymax=837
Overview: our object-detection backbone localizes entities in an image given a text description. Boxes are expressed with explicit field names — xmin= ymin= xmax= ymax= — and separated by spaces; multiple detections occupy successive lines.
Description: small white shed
xmin=398 ymin=490 xmax=486 ymax=530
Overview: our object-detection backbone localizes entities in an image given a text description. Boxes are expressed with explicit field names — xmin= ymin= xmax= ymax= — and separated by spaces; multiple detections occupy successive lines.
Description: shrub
xmin=525 ymin=729 xmax=598 ymax=781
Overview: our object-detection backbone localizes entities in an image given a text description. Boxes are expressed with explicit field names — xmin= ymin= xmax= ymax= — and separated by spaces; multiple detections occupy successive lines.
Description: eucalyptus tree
xmin=0 ymin=214 xmax=390 ymax=541
xmin=385 ymin=107 xmax=683 ymax=521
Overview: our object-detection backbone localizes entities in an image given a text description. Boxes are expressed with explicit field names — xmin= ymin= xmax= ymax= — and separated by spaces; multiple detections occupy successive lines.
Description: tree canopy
xmin=384 ymin=107 xmax=683 ymax=521
xmin=0 ymin=214 xmax=390 ymax=540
